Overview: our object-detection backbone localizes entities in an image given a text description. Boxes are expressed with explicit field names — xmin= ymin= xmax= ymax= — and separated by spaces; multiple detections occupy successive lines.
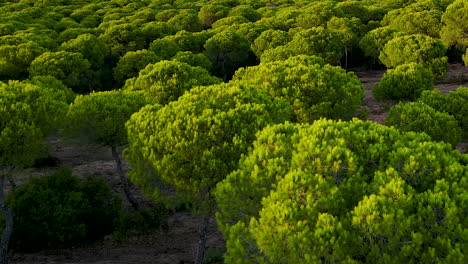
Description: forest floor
xmin=9 ymin=63 xmax=468 ymax=264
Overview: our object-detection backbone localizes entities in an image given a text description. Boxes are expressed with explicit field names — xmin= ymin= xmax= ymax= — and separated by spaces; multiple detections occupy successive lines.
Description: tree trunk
xmin=194 ymin=214 xmax=210 ymax=264
xmin=345 ymin=48 xmax=348 ymax=70
xmin=0 ymin=174 xmax=13 ymax=264
xmin=111 ymin=146 xmax=139 ymax=210
xmin=7 ymin=177 xmax=15 ymax=189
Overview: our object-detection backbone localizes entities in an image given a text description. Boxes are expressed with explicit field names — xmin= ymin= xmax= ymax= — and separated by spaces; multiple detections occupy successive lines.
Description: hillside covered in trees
xmin=0 ymin=0 xmax=467 ymax=263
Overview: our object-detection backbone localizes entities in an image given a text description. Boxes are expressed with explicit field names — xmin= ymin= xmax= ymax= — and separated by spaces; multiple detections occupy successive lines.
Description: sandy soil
xmin=9 ymin=64 xmax=468 ymax=264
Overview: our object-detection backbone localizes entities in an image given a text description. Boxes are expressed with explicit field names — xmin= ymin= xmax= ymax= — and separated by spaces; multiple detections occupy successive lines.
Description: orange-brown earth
xmin=10 ymin=64 xmax=468 ymax=264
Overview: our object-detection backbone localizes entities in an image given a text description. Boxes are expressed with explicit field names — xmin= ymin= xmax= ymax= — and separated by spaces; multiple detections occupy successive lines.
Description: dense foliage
xmin=123 ymin=60 xmax=221 ymax=104
xmin=386 ymin=102 xmax=462 ymax=147
xmin=379 ymin=35 xmax=448 ymax=79
xmin=234 ymin=55 xmax=364 ymax=123
xmin=5 ymin=168 xmax=120 ymax=252
xmin=0 ymin=77 xmax=73 ymax=168
xmin=419 ymin=87 xmax=468 ymax=138
xmin=216 ymin=119 xmax=468 ymax=264
xmin=0 ymin=0 xmax=467 ymax=262
xmin=372 ymin=63 xmax=434 ymax=101
xmin=125 ymin=82 xmax=292 ymax=201
xmin=65 ymin=90 xmax=148 ymax=147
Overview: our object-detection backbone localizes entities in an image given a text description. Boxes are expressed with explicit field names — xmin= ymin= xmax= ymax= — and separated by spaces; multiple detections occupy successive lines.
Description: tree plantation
xmin=0 ymin=0 xmax=467 ymax=263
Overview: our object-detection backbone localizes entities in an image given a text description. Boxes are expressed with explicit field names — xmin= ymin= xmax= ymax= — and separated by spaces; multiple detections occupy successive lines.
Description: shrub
xmin=386 ymin=102 xmax=462 ymax=147
xmin=419 ymin=87 xmax=468 ymax=137
xmin=373 ymin=63 xmax=434 ymax=101
xmin=379 ymin=34 xmax=448 ymax=79
xmin=4 ymin=168 xmax=121 ymax=252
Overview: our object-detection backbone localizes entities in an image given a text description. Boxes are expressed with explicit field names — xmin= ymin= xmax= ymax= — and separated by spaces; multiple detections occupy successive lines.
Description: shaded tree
xmin=198 ymin=4 xmax=230 ymax=28
xmin=64 ymin=90 xmax=149 ymax=209
xmin=29 ymin=51 xmax=91 ymax=93
xmin=0 ymin=78 xmax=72 ymax=264
xmin=204 ymin=30 xmax=253 ymax=81
xmin=60 ymin=33 xmax=108 ymax=69
xmin=327 ymin=16 xmax=364 ymax=68
xmin=113 ymin=49 xmax=161 ymax=85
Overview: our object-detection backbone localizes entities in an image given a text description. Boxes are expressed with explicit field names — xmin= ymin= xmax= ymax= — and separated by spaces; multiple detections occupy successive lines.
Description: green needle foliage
xmin=216 ymin=119 xmax=468 ymax=264
xmin=382 ymin=6 xmax=443 ymax=38
xmin=123 ymin=60 xmax=221 ymax=105
xmin=379 ymin=34 xmax=448 ymax=79
xmin=64 ymin=90 xmax=150 ymax=209
xmin=64 ymin=90 xmax=149 ymax=147
xmin=419 ymin=87 xmax=468 ymax=138
xmin=113 ymin=49 xmax=162 ymax=86
xmin=440 ymin=0 xmax=468 ymax=48
xmin=0 ymin=77 xmax=73 ymax=168
xmin=359 ymin=26 xmax=406 ymax=60
xmin=373 ymin=63 xmax=434 ymax=101
xmin=386 ymin=102 xmax=462 ymax=147
xmin=28 ymin=51 xmax=91 ymax=93
xmin=60 ymin=33 xmax=108 ymax=69
xmin=0 ymin=41 xmax=46 ymax=80
xmin=0 ymin=76 xmax=73 ymax=263
xmin=285 ymin=27 xmax=344 ymax=65
xmin=124 ymin=82 xmax=292 ymax=201
xmin=251 ymin=29 xmax=291 ymax=58
xmin=234 ymin=55 xmax=364 ymax=123
xmin=171 ymin=51 xmax=212 ymax=72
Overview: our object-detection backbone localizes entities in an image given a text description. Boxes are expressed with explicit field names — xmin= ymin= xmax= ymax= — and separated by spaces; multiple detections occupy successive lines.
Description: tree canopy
xmin=123 ymin=60 xmax=221 ymax=104
xmin=0 ymin=77 xmax=73 ymax=168
xmin=234 ymin=55 xmax=364 ymax=123
xmin=124 ymin=82 xmax=292 ymax=199
xmin=216 ymin=119 xmax=468 ymax=264
xmin=380 ymin=34 xmax=448 ymax=79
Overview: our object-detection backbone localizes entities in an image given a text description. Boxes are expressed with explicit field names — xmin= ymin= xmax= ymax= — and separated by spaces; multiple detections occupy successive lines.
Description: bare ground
xmin=9 ymin=64 xmax=468 ymax=264
xmin=10 ymin=138 xmax=225 ymax=264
